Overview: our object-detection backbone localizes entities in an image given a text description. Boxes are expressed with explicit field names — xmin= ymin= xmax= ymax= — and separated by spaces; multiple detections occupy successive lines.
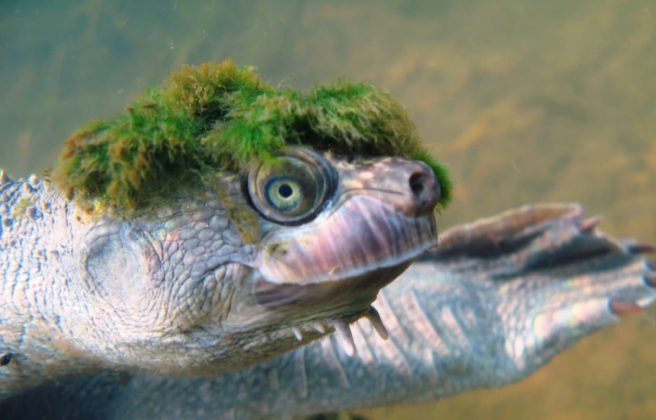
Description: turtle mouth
xmin=253 ymin=194 xmax=437 ymax=309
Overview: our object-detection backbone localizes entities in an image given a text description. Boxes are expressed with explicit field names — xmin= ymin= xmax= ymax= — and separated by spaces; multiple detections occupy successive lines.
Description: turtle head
xmin=52 ymin=61 xmax=450 ymax=373
xmin=223 ymin=146 xmax=440 ymax=357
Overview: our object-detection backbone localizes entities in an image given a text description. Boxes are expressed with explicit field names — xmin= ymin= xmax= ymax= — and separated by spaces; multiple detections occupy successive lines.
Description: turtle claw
xmin=609 ymin=299 xmax=643 ymax=316
xmin=579 ymin=216 xmax=601 ymax=233
xmin=645 ymin=271 xmax=656 ymax=288
xmin=619 ymin=240 xmax=655 ymax=255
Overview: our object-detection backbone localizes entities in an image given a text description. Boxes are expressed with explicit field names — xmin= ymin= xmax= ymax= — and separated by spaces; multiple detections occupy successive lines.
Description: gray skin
xmin=0 ymin=148 xmax=439 ymax=399
xmin=2 ymin=154 xmax=655 ymax=418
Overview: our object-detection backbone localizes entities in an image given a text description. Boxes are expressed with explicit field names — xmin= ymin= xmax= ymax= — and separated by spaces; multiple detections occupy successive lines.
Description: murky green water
xmin=2 ymin=0 xmax=655 ymax=418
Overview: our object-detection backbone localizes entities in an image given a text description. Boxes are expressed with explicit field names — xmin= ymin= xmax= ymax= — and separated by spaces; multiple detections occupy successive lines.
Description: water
xmin=2 ymin=0 xmax=655 ymax=418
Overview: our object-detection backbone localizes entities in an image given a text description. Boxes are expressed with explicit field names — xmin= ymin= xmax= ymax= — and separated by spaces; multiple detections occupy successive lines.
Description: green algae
xmin=53 ymin=60 xmax=451 ymax=214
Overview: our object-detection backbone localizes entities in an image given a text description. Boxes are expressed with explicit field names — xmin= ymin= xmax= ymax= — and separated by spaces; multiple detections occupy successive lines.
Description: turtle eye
xmin=247 ymin=150 xmax=334 ymax=224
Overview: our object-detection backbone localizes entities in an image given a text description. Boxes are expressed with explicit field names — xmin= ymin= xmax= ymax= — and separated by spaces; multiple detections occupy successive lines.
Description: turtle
xmin=0 ymin=61 xmax=653 ymax=419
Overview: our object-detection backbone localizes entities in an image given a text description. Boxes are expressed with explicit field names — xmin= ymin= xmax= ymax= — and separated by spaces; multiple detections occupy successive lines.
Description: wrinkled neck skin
xmin=1 ymin=176 xmax=91 ymax=395
xmin=0 ymin=175 xmax=260 ymax=396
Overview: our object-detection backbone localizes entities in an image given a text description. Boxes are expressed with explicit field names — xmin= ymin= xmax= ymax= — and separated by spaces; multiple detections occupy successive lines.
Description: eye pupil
xmin=278 ymin=184 xmax=293 ymax=198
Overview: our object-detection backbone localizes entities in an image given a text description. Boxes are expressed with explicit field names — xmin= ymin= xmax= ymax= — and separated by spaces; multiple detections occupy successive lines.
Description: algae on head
xmin=53 ymin=59 xmax=452 ymax=215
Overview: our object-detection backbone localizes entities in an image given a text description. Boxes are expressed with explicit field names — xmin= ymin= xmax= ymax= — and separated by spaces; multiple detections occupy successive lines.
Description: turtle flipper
xmin=414 ymin=203 xmax=656 ymax=384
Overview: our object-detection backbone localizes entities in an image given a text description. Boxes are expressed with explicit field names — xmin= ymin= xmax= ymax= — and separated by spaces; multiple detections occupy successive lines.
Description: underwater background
xmin=1 ymin=0 xmax=655 ymax=418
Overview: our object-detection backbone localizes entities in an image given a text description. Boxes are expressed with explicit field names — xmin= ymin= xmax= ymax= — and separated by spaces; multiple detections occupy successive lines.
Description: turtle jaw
xmin=253 ymin=261 xmax=412 ymax=319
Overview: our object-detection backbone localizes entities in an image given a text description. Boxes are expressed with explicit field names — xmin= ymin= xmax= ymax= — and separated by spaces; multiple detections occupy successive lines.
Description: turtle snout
xmin=408 ymin=163 xmax=439 ymax=216
xmin=339 ymin=156 xmax=441 ymax=217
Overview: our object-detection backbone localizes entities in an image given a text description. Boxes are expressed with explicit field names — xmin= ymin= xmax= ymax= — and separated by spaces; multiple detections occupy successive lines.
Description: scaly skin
xmin=0 ymin=149 xmax=440 ymax=399
xmin=1 ymin=204 xmax=654 ymax=419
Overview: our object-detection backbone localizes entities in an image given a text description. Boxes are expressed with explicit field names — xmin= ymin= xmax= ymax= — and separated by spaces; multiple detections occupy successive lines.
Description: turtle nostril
xmin=407 ymin=166 xmax=439 ymax=216
xmin=409 ymin=172 xmax=426 ymax=197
